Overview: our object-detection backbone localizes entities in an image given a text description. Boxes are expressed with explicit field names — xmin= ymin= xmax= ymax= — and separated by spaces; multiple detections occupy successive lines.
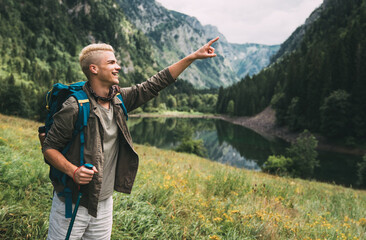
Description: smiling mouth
xmin=112 ymin=72 xmax=118 ymax=76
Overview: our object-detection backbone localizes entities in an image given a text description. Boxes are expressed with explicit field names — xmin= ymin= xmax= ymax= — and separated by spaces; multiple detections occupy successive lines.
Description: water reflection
xmin=128 ymin=117 xmax=289 ymax=168
xmin=195 ymin=130 xmax=261 ymax=170
xmin=215 ymin=120 xmax=289 ymax=167
xmin=127 ymin=117 xmax=362 ymax=188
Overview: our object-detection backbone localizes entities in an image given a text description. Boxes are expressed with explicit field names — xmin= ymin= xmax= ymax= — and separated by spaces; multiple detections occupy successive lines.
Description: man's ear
xmin=89 ymin=64 xmax=98 ymax=75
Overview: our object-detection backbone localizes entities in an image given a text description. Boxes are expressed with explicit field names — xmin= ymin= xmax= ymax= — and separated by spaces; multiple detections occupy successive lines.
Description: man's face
xmin=94 ymin=51 xmax=121 ymax=86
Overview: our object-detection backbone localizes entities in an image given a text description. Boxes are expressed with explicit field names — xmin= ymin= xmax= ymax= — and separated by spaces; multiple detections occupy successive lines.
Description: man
xmin=42 ymin=37 xmax=219 ymax=239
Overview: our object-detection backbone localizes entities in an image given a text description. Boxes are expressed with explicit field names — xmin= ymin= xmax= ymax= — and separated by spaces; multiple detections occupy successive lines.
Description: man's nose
xmin=116 ymin=64 xmax=121 ymax=70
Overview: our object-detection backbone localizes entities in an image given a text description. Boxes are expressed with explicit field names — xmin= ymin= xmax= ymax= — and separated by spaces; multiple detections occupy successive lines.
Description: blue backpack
xmin=43 ymin=81 xmax=128 ymax=218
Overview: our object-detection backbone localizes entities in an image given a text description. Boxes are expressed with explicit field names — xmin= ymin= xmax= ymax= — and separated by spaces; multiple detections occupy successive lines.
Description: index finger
xmin=208 ymin=37 xmax=219 ymax=46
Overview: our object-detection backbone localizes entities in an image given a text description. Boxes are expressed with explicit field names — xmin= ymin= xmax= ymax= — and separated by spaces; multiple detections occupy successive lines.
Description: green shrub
xmin=320 ymin=90 xmax=351 ymax=138
xmin=262 ymin=155 xmax=293 ymax=176
xmin=286 ymin=130 xmax=319 ymax=178
xmin=226 ymin=100 xmax=235 ymax=116
xmin=130 ymin=107 xmax=143 ymax=114
xmin=175 ymin=139 xmax=207 ymax=158
xmin=166 ymin=95 xmax=177 ymax=109
xmin=262 ymin=130 xmax=319 ymax=179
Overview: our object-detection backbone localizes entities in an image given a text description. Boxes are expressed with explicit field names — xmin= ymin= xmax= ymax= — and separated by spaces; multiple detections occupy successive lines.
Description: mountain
xmin=117 ymin=0 xmax=279 ymax=88
xmin=217 ymin=0 xmax=366 ymax=141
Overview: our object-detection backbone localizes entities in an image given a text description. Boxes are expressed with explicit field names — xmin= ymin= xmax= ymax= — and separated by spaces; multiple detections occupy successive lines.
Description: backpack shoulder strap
xmin=60 ymin=90 xmax=90 ymax=219
xmin=70 ymin=90 xmax=90 ymax=167
xmin=116 ymin=93 xmax=128 ymax=120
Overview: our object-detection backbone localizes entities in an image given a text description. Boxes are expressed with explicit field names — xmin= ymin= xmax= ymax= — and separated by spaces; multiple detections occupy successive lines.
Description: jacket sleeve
xmin=120 ymin=68 xmax=176 ymax=112
xmin=42 ymin=97 xmax=79 ymax=153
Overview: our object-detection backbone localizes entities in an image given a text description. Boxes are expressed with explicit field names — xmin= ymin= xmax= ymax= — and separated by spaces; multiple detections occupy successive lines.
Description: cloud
xmin=156 ymin=0 xmax=323 ymax=45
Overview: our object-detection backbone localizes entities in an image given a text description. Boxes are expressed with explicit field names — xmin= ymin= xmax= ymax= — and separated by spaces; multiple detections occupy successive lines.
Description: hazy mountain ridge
xmin=118 ymin=0 xmax=279 ymax=88
xmin=225 ymin=43 xmax=280 ymax=79
xmin=202 ymin=24 xmax=280 ymax=79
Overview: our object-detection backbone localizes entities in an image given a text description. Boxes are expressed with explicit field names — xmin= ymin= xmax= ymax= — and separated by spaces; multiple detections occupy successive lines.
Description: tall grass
xmin=1 ymin=114 xmax=365 ymax=239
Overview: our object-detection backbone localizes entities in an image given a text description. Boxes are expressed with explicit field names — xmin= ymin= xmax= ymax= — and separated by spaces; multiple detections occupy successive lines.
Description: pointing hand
xmin=193 ymin=37 xmax=219 ymax=59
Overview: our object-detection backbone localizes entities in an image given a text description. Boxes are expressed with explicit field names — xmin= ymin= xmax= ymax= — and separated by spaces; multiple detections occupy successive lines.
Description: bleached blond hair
xmin=79 ymin=43 xmax=114 ymax=79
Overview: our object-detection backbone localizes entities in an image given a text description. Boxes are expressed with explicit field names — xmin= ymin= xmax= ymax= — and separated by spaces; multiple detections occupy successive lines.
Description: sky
xmin=156 ymin=0 xmax=323 ymax=45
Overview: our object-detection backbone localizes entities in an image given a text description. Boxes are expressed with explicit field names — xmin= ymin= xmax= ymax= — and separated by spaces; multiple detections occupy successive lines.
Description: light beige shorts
xmin=47 ymin=192 xmax=113 ymax=240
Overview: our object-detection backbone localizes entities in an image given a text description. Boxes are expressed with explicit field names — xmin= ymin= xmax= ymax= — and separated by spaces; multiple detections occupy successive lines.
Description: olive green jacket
xmin=42 ymin=68 xmax=175 ymax=217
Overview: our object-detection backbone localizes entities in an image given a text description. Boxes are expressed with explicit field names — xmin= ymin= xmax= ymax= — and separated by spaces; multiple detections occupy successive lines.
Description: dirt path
xmin=130 ymin=108 xmax=366 ymax=156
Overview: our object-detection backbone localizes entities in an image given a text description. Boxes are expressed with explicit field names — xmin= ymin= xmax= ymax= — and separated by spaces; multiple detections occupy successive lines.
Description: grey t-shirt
xmin=96 ymin=103 xmax=119 ymax=201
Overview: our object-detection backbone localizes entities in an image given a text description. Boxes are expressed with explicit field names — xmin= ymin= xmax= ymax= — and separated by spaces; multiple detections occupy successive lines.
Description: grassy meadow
xmin=0 ymin=113 xmax=366 ymax=239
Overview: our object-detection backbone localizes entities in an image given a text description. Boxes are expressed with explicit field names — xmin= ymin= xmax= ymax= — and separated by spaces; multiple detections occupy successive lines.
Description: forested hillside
xmin=0 ymin=0 xmax=157 ymax=120
xmin=216 ymin=0 xmax=366 ymax=142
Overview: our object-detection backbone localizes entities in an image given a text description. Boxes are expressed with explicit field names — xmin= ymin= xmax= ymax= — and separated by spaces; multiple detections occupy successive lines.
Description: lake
xmin=127 ymin=117 xmax=363 ymax=188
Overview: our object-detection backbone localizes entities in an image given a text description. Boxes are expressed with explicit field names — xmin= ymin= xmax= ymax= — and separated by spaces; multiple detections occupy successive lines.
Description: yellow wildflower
xmin=359 ymin=218 xmax=366 ymax=226
xmin=209 ymin=235 xmax=221 ymax=240
xmin=231 ymin=210 xmax=240 ymax=214
xmin=213 ymin=217 xmax=223 ymax=222
xmin=0 ymin=136 xmax=8 ymax=142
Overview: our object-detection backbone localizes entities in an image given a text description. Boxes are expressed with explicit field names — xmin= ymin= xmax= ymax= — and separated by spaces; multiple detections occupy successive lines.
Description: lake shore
xmin=130 ymin=108 xmax=366 ymax=156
